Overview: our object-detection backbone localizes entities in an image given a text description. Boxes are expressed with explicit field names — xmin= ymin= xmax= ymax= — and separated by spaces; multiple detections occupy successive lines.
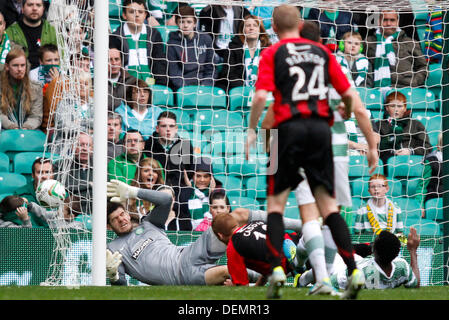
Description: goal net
xmin=21 ymin=0 xmax=447 ymax=286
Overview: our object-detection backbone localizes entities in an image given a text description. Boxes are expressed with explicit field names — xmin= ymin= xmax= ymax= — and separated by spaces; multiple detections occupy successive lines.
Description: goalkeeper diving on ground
xmin=105 ymin=179 xmax=302 ymax=286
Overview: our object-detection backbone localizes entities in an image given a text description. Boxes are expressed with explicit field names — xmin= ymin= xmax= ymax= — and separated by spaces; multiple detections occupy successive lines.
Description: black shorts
xmin=267 ymin=117 xmax=335 ymax=197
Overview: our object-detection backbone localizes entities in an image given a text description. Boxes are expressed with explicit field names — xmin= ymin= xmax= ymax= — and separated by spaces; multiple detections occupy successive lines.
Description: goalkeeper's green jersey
xmin=331 ymin=255 xmax=418 ymax=289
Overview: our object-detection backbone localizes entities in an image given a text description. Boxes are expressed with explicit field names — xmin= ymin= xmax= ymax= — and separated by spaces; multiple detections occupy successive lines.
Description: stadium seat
xmin=0 ymin=152 xmax=9 ymax=172
xmin=109 ymin=0 xmax=122 ymax=32
xmin=413 ymin=112 xmax=441 ymax=147
xmin=0 ymin=130 xmax=47 ymax=161
xmin=356 ymin=87 xmax=383 ymax=112
xmin=285 ymin=195 xmax=300 ymax=220
xmin=227 ymin=154 xmax=268 ymax=177
xmin=404 ymin=217 xmax=441 ymax=236
xmin=13 ymin=152 xmax=56 ymax=183
xmin=348 ymin=155 xmax=383 ymax=179
xmin=245 ymin=175 xmax=267 ymax=200
xmin=394 ymin=88 xmax=438 ymax=111
xmin=153 ymin=25 xmax=179 ymax=47
xmin=425 ymin=198 xmax=443 ymax=221
xmin=176 ymin=85 xmax=227 ymax=109
xmin=0 ymin=193 xmax=12 ymax=202
xmin=392 ymin=196 xmax=422 ymax=220
xmin=150 ymin=85 xmax=174 ymax=107
xmin=426 ymin=63 xmax=443 ymax=99
xmin=0 ymin=172 xmax=27 ymax=194
xmin=228 ymin=86 xmax=255 ymax=111
xmin=386 ymin=155 xmax=424 ymax=179
xmin=229 ymin=196 xmax=260 ymax=211
xmin=214 ymin=174 xmax=244 ymax=197
xmin=195 ymin=109 xmax=244 ymax=134
xmin=209 ymin=131 xmax=264 ymax=157
xmin=170 ymin=108 xmax=196 ymax=132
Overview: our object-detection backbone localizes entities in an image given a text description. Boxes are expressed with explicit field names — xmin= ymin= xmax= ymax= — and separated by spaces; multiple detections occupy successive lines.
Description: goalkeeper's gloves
xmin=107 ymin=179 xmax=139 ymax=203
xmin=106 ymin=249 xmax=122 ymax=282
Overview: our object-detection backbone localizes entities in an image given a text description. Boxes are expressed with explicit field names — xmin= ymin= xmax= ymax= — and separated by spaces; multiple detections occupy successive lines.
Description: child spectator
xmin=0 ymin=196 xmax=33 ymax=227
xmin=218 ymin=14 xmax=271 ymax=92
xmin=166 ymin=5 xmax=215 ymax=91
xmin=110 ymin=0 xmax=167 ymax=86
xmin=0 ymin=47 xmax=43 ymax=130
xmin=335 ymin=31 xmax=373 ymax=87
xmin=194 ymin=189 xmax=230 ymax=231
xmin=115 ymin=78 xmax=163 ymax=140
xmin=29 ymin=43 xmax=60 ymax=87
xmin=0 ymin=11 xmax=12 ymax=66
xmin=372 ymin=91 xmax=432 ymax=165
xmin=354 ymin=174 xmax=404 ymax=236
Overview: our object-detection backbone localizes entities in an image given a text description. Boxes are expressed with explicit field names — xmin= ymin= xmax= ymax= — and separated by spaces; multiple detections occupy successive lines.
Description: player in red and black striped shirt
xmin=212 ymin=212 xmax=299 ymax=287
xmin=245 ymin=4 xmax=378 ymax=299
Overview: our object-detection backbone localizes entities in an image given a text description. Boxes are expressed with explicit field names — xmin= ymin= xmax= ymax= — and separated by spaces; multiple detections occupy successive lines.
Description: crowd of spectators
xmin=0 ymin=0 xmax=444 ymax=234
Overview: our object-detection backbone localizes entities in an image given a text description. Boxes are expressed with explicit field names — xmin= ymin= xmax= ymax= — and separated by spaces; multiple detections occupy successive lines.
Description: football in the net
xmin=36 ymin=179 xmax=67 ymax=209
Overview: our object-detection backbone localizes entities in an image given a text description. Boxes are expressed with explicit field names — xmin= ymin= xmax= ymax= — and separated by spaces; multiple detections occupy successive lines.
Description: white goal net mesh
xmin=0 ymin=0 xmax=446 ymax=286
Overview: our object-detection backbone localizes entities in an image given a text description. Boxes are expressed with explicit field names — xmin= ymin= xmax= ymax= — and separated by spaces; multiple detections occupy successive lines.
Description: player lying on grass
xmin=297 ymin=227 xmax=420 ymax=290
xmin=105 ymin=179 xmax=302 ymax=286
xmin=212 ymin=212 xmax=304 ymax=289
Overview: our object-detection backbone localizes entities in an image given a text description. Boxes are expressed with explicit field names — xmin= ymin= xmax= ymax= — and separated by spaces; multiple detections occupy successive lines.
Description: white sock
xmin=302 ymin=220 xmax=328 ymax=282
xmin=322 ymin=225 xmax=337 ymax=275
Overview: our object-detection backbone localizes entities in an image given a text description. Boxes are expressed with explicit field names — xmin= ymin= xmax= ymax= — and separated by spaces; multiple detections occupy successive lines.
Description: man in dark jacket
xmin=107 ymin=45 xmax=137 ymax=112
xmin=167 ymin=5 xmax=215 ymax=91
xmin=198 ymin=3 xmax=250 ymax=59
xmin=144 ymin=111 xmax=194 ymax=188
xmin=144 ymin=111 xmax=194 ymax=230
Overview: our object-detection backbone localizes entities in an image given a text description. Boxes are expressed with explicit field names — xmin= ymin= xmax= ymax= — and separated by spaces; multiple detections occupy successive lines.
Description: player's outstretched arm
xmin=407 ymin=227 xmax=421 ymax=288
xmin=341 ymin=88 xmax=379 ymax=174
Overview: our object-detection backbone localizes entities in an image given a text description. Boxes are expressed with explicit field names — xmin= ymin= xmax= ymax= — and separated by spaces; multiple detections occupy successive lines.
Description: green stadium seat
xmin=150 ymin=85 xmax=174 ymax=107
xmin=356 ymin=87 xmax=383 ymax=112
xmin=386 ymin=155 xmax=424 ymax=179
xmin=214 ymin=174 xmax=243 ymax=197
xmin=425 ymin=198 xmax=443 ymax=220
xmin=245 ymin=175 xmax=267 ymax=200
xmin=0 ymin=152 xmax=9 ymax=172
xmin=285 ymin=195 xmax=300 ymax=220
xmin=0 ymin=130 xmax=47 ymax=161
xmin=195 ymin=109 xmax=244 ymax=134
xmin=227 ymin=154 xmax=268 ymax=177
xmin=413 ymin=112 xmax=441 ymax=147
xmin=209 ymin=131 xmax=264 ymax=157
xmin=109 ymin=0 xmax=122 ymax=18
xmin=404 ymin=217 xmax=441 ymax=236
xmin=13 ymin=152 xmax=57 ymax=175
xmin=228 ymin=86 xmax=254 ymax=111
xmin=170 ymin=108 xmax=195 ymax=132
xmin=348 ymin=155 xmax=383 ymax=178
xmin=394 ymin=88 xmax=438 ymax=111
xmin=153 ymin=25 xmax=179 ymax=46
xmin=426 ymin=64 xmax=443 ymax=98
xmin=393 ymin=197 xmax=422 ymax=220
xmin=176 ymin=85 xmax=227 ymax=109
xmin=403 ymin=177 xmax=422 ymax=197
xmin=0 ymin=172 xmax=27 ymax=194
xmin=229 ymin=196 xmax=260 ymax=211
xmin=0 ymin=193 xmax=12 ymax=202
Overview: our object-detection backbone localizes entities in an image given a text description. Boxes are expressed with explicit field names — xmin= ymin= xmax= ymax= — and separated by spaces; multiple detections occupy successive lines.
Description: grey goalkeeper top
xmin=107 ymin=188 xmax=227 ymax=286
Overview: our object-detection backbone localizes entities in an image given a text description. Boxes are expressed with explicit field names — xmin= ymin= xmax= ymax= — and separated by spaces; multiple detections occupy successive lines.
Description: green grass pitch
xmin=1 ymin=285 xmax=448 ymax=300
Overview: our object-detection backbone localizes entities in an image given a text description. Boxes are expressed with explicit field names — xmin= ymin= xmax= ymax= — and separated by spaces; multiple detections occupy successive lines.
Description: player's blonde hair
xmin=272 ymin=4 xmax=301 ymax=33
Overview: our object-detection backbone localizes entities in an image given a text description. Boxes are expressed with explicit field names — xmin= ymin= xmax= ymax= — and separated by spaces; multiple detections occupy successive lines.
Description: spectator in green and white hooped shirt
xmin=0 ymin=11 xmax=11 ymax=66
